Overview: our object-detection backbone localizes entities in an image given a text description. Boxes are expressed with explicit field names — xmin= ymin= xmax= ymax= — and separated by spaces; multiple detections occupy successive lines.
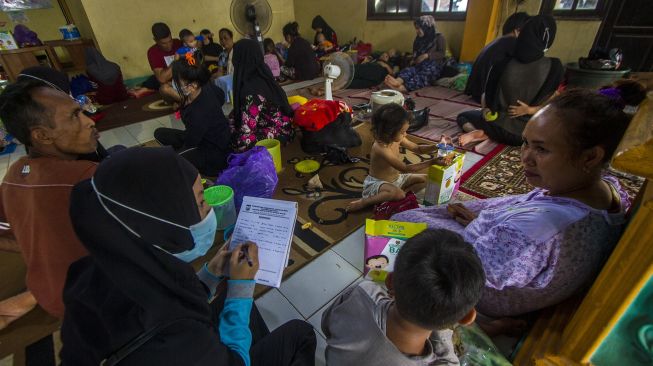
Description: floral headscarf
xmin=413 ymin=15 xmax=438 ymax=56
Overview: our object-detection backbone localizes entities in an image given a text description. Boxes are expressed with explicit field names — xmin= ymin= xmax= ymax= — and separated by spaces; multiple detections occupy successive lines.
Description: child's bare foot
xmin=459 ymin=130 xmax=488 ymax=146
xmin=346 ymin=199 xmax=367 ymax=212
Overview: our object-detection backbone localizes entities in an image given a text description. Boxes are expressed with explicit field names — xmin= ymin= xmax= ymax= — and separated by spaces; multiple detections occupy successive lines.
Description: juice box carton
xmin=423 ymin=152 xmax=465 ymax=206
xmin=364 ymin=219 xmax=427 ymax=283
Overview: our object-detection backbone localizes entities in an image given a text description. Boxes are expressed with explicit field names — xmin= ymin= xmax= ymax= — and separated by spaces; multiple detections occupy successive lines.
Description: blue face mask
xmin=171 ymin=210 xmax=217 ymax=262
xmin=91 ymin=178 xmax=217 ymax=262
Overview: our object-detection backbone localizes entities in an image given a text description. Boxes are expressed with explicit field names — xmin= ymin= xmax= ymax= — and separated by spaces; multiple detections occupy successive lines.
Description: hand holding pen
xmin=229 ymin=242 xmax=259 ymax=280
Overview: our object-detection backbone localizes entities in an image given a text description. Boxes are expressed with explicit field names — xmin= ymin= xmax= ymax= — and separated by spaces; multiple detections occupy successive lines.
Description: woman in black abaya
xmin=60 ymin=147 xmax=316 ymax=366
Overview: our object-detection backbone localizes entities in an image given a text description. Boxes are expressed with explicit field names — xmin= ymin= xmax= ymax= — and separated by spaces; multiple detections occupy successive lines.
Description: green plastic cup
xmin=204 ymin=185 xmax=237 ymax=230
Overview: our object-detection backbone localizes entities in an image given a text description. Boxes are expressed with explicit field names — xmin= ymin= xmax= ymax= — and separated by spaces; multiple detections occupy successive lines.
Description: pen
xmin=241 ymin=245 xmax=253 ymax=267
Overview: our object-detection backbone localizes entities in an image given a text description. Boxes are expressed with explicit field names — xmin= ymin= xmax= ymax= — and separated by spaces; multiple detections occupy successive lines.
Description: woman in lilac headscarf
xmin=384 ymin=16 xmax=446 ymax=92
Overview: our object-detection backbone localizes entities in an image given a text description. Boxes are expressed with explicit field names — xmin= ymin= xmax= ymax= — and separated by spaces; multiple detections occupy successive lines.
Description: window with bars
xmin=367 ymin=0 xmax=467 ymax=20
xmin=540 ymin=0 xmax=607 ymax=19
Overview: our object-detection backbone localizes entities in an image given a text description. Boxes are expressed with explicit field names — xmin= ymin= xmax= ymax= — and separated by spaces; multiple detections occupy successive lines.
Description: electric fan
xmin=230 ymin=0 xmax=273 ymax=52
xmin=322 ymin=52 xmax=355 ymax=101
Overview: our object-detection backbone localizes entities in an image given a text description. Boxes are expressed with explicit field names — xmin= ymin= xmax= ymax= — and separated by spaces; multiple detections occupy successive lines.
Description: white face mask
xmin=91 ymin=178 xmax=217 ymax=262
xmin=172 ymin=80 xmax=192 ymax=97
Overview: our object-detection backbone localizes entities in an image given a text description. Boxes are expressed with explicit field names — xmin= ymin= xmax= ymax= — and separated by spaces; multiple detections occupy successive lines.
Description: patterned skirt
xmin=397 ymin=59 xmax=443 ymax=91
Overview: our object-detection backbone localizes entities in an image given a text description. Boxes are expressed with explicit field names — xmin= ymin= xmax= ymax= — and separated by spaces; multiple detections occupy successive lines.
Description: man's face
xmin=32 ymin=88 xmax=99 ymax=155
xmin=156 ymin=35 xmax=174 ymax=52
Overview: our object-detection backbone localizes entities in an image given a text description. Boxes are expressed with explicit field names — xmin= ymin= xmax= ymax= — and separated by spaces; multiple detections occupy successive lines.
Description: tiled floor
xmin=0 ymin=115 xmax=485 ymax=365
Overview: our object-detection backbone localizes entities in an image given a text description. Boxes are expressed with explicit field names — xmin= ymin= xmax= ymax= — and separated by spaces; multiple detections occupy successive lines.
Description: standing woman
xmin=60 ymin=147 xmax=317 ymax=365
xmin=281 ymin=22 xmax=321 ymax=81
xmin=232 ymin=39 xmax=295 ymax=151
xmin=154 ymin=50 xmax=232 ymax=177
xmin=311 ymin=15 xmax=338 ymax=48
xmin=385 ymin=16 xmax=446 ymax=92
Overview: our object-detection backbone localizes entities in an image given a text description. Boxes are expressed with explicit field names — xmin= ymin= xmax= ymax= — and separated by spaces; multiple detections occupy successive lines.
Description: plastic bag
xmin=215 ymin=146 xmax=278 ymax=210
xmin=453 ymin=324 xmax=512 ymax=366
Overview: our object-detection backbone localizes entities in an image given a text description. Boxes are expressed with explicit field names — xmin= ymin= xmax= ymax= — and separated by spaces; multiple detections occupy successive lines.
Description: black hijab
xmin=485 ymin=15 xmax=561 ymax=111
xmin=61 ymin=147 xmax=214 ymax=362
xmin=232 ymin=39 xmax=292 ymax=129
xmin=412 ymin=15 xmax=438 ymax=56
xmin=514 ymin=15 xmax=557 ymax=63
xmin=312 ymin=15 xmax=335 ymax=46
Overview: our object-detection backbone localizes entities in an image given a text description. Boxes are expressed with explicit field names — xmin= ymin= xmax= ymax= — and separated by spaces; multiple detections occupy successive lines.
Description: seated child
xmin=315 ymin=32 xmax=335 ymax=57
xmin=347 ymin=103 xmax=449 ymax=212
xmin=263 ymin=38 xmax=283 ymax=78
xmin=200 ymin=29 xmax=223 ymax=73
xmin=178 ymin=28 xmax=199 ymax=54
xmin=322 ymin=229 xmax=485 ymax=366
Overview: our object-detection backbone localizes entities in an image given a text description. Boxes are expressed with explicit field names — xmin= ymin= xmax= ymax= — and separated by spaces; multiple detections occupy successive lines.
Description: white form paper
xmin=164 ymin=55 xmax=175 ymax=67
xmin=229 ymin=196 xmax=297 ymax=288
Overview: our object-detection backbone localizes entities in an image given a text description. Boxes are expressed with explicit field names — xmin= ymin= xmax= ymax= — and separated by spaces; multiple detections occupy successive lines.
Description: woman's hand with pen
xmin=229 ymin=242 xmax=260 ymax=280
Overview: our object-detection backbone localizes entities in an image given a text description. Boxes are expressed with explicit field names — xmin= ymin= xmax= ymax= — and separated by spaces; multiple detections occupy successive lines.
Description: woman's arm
xmin=204 ymin=55 xmax=220 ymax=62
xmin=218 ymin=244 xmax=260 ymax=366
xmin=428 ymin=34 xmax=446 ymax=62
xmin=219 ymin=280 xmax=255 ymax=366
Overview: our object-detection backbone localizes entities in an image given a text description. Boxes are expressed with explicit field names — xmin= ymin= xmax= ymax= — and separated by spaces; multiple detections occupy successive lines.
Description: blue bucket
xmin=59 ymin=25 xmax=81 ymax=40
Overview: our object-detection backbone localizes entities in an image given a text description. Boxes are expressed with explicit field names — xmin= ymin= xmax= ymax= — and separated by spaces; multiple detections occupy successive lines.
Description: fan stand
xmin=245 ymin=4 xmax=265 ymax=54
xmin=325 ymin=78 xmax=334 ymax=101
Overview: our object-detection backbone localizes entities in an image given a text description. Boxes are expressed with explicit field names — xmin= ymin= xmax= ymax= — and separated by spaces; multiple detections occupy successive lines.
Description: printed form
xmin=230 ymin=196 xmax=297 ymax=288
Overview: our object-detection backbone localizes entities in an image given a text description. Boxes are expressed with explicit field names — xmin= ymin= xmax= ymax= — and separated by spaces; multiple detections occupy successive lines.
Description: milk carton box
xmin=423 ymin=152 xmax=465 ymax=206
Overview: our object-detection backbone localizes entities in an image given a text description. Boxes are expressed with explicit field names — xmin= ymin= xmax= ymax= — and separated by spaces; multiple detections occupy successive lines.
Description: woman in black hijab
xmin=232 ymin=38 xmax=295 ymax=151
xmin=84 ymin=48 xmax=129 ymax=105
xmin=311 ymin=15 xmax=338 ymax=48
xmin=281 ymin=22 xmax=321 ymax=81
xmin=464 ymin=12 xmax=531 ymax=103
xmin=60 ymin=147 xmax=316 ymax=365
xmin=456 ymin=15 xmax=564 ymax=147
xmin=384 ymin=16 xmax=446 ymax=92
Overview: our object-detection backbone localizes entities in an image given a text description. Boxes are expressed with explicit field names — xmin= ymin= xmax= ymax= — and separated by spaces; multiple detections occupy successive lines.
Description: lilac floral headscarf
xmin=412 ymin=15 xmax=437 ymax=56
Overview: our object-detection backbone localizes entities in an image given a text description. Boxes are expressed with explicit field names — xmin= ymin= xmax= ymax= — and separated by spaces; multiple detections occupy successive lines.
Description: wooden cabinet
xmin=0 ymin=39 xmax=96 ymax=82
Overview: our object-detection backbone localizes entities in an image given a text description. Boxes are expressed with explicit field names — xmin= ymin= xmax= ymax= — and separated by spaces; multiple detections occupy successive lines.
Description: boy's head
xmin=316 ymin=33 xmax=326 ymax=43
xmin=372 ymin=103 xmax=410 ymax=144
xmin=200 ymin=29 xmax=213 ymax=45
xmin=179 ymin=29 xmax=197 ymax=48
xmin=392 ymin=229 xmax=485 ymax=330
xmin=263 ymin=38 xmax=275 ymax=53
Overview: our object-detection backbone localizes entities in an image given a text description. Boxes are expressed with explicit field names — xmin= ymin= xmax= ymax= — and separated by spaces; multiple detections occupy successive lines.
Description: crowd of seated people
xmin=0 ymin=10 xmax=650 ymax=366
